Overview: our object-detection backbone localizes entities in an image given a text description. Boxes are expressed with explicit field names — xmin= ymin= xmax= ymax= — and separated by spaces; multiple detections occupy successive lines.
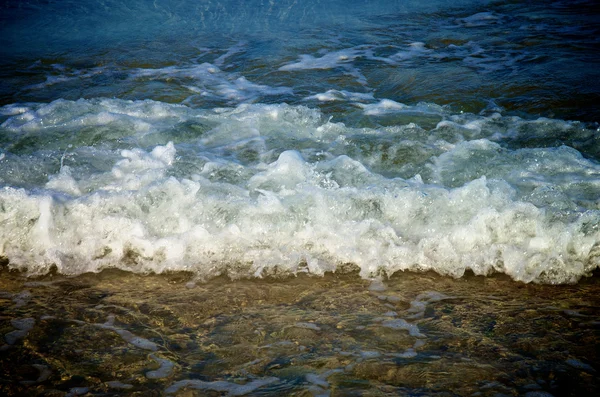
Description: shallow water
xmin=1 ymin=268 xmax=599 ymax=396
xmin=1 ymin=0 xmax=600 ymax=283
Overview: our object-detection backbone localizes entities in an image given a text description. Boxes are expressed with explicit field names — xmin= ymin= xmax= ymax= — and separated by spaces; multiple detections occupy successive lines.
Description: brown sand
xmin=0 ymin=268 xmax=598 ymax=396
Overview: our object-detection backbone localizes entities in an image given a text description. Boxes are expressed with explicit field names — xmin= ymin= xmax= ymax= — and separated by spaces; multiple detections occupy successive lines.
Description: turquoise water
xmin=0 ymin=0 xmax=599 ymax=283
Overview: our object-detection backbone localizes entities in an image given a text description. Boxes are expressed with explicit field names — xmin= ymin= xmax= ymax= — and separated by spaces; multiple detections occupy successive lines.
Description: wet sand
xmin=1 ymin=267 xmax=598 ymax=396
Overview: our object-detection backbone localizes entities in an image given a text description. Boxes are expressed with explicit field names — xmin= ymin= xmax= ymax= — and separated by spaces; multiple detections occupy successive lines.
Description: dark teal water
xmin=1 ymin=0 xmax=599 ymax=120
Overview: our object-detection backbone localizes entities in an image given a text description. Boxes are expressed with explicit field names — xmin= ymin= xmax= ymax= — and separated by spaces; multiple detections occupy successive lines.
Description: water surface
xmin=0 ymin=1 xmax=599 ymax=394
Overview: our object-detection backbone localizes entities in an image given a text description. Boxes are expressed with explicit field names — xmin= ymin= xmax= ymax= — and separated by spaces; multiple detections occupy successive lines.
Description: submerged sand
xmin=0 ymin=268 xmax=598 ymax=396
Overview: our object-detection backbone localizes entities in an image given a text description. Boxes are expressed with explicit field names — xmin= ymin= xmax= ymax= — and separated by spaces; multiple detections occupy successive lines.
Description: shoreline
xmin=1 ymin=267 xmax=598 ymax=396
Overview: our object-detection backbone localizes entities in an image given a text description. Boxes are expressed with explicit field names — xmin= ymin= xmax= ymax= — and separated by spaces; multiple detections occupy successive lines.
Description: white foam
xmin=304 ymin=369 xmax=343 ymax=396
xmin=133 ymin=63 xmax=291 ymax=103
xmin=110 ymin=328 xmax=159 ymax=351
xmin=46 ymin=166 xmax=82 ymax=196
xmin=381 ymin=319 xmax=425 ymax=338
xmin=304 ymin=90 xmax=374 ymax=102
xmin=24 ymin=66 xmax=107 ymax=91
xmin=12 ymin=291 xmax=32 ymax=307
xmin=279 ymin=44 xmax=434 ymax=72
xmin=565 ymin=359 xmax=596 ymax=373
xmin=279 ymin=48 xmax=370 ymax=85
xmin=107 ymin=142 xmax=176 ymax=191
xmin=306 ymin=373 xmax=329 ymax=388
xmin=0 ymin=98 xmax=179 ymax=133
xmin=368 ymin=278 xmax=386 ymax=292
xmin=66 ymin=387 xmax=89 ymax=397
xmin=96 ymin=318 xmax=159 ymax=351
xmin=11 ymin=34 xmax=540 ymax=108
xmin=106 ymin=381 xmax=134 ymax=389
xmin=406 ymin=291 xmax=451 ymax=319
xmin=389 ymin=42 xmax=432 ymax=62
xmin=359 ymin=351 xmax=381 ymax=359
xmin=294 ymin=322 xmax=321 ymax=331
xmin=279 ymin=49 xmax=364 ymax=71
xmin=276 ymin=40 xmax=530 ymax=86
xmin=358 ymin=100 xmax=446 ymax=116
xmin=18 ymin=55 xmax=287 ymax=105
xmin=457 ymin=12 xmax=501 ymax=27
xmin=146 ymin=354 xmax=175 ymax=379
xmin=5 ymin=317 xmax=35 ymax=345
xmin=214 ymin=41 xmax=248 ymax=67
xmin=392 ymin=348 xmax=417 ymax=358
xmin=165 ymin=377 xmax=279 ymax=395
xmin=11 ymin=317 xmax=35 ymax=330
xmin=0 ymin=104 xmax=31 ymax=116
xmin=0 ymin=100 xmax=599 ymax=284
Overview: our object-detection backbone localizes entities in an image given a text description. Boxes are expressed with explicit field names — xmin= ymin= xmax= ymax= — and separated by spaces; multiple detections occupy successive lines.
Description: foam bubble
xmin=294 ymin=322 xmax=321 ymax=331
xmin=133 ymin=63 xmax=292 ymax=103
xmin=11 ymin=318 xmax=35 ymax=330
xmin=279 ymin=49 xmax=365 ymax=71
xmin=457 ymin=12 xmax=502 ymax=27
xmin=381 ymin=319 xmax=425 ymax=338
xmin=165 ymin=377 xmax=279 ymax=395
xmin=146 ymin=355 xmax=175 ymax=379
xmin=304 ymin=90 xmax=374 ymax=102
xmin=306 ymin=373 xmax=329 ymax=388
xmin=214 ymin=41 xmax=248 ymax=67
xmin=0 ymin=104 xmax=31 ymax=116
xmin=279 ymin=48 xmax=370 ymax=85
xmin=12 ymin=291 xmax=32 ymax=307
xmin=358 ymin=100 xmax=445 ymax=116
xmin=66 ymin=387 xmax=89 ymax=397
xmin=96 ymin=320 xmax=159 ymax=351
xmin=389 ymin=42 xmax=432 ymax=62
xmin=106 ymin=381 xmax=134 ymax=390
xmin=4 ymin=317 xmax=35 ymax=345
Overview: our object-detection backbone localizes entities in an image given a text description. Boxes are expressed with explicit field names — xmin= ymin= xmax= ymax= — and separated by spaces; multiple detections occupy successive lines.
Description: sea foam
xmin=0 ymin=99 xmax=598 ymax=283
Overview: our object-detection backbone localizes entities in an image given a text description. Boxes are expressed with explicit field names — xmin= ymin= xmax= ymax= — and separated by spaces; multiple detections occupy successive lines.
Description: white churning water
xmin=1 ymin=98 xmax=598 ymax=283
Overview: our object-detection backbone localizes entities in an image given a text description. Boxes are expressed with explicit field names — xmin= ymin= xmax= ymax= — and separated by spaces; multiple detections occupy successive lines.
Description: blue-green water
xmin=0 ymin=0 xmax=599 ymax=283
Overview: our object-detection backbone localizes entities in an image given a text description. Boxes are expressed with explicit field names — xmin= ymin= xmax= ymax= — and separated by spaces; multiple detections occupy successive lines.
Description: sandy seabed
xmin=0 ymin=266 xmax=598 ymax=396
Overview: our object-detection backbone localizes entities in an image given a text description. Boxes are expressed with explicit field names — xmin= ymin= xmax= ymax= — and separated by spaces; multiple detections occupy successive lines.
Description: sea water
xmin=1 ymin=0 xmax=599 ymax=284
xmin=0 ymin=0 xmax=599 ymax=395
